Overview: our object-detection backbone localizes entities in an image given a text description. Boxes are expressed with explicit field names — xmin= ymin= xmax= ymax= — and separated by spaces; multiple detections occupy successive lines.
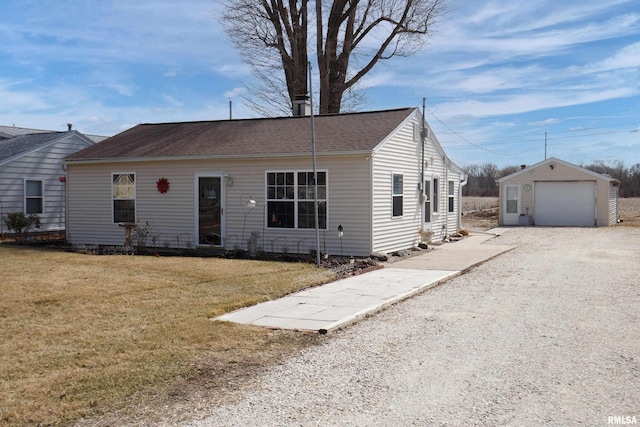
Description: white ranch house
xmin=64 ymin=108 xmax=467 ymax=257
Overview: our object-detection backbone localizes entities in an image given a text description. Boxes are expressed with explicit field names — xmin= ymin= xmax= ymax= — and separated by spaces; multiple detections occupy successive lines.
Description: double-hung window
xmin=424 ymin=179 xmax=431 ymax=223
xmin=112 ymin=173 xmax=136 ymax=223
xmin=266 ymin=171 xmax=327 ymax=229
xmin=448 ymin=181 xmax=455 ymax=213
xmin=392 ymin=173 xmax=403 ymax=217
xmin=25 ymin=179 xmax=43 ymax=214
xmin=433 ymin=178 xmax=439 ymax=214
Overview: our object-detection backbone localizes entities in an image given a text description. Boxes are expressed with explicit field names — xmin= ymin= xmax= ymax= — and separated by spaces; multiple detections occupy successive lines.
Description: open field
xmin=0 ymin=249 xmax=334 ymax=427
xmin=462 ymin=196 xmax=640 ymax=229
xmin=617 ymin=197 xmax=640 ymax=227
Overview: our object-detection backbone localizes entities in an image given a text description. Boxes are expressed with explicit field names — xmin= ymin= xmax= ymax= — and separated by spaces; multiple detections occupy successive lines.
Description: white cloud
xmin=223 ymin=87 xmax=246 ymax=99
xmin=434 ymin=86 xmax=638 ymax=119
xmin=528 ymin=118 xmax=562 ymax=127
xmin=359 ymin=72 xmax=396 ymax=89
xmin=585 ymin=41 xmax=640 ymax=72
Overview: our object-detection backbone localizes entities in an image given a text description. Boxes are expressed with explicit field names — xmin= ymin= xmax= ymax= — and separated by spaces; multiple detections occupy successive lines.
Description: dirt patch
xmin=462 ymin=197 xmax=499 ymax=231
xmin=618 ymin=197 xmax=640 ymax=227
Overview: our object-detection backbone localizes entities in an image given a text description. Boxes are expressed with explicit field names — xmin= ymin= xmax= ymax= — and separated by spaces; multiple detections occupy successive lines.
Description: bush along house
xmin=63 ymin=105 xmax=467 ymax=257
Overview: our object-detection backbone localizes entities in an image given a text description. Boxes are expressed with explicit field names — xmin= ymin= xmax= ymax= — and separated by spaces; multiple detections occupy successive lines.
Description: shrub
xmin=3 ymin=212 xmax=41 ymax=234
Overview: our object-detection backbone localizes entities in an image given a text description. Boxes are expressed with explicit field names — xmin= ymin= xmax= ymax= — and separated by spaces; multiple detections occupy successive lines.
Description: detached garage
xmin=497 ymin=157 xmax=620 ymax=227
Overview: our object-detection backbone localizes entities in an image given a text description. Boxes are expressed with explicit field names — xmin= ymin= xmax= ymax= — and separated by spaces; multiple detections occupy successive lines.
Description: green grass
xmin=0 ymin=246 xmax=334 ymax=426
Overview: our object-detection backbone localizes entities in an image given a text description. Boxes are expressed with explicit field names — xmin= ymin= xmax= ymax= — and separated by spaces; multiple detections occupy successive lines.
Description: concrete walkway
xmin=215 ymin=228 xmax=515 ymax=333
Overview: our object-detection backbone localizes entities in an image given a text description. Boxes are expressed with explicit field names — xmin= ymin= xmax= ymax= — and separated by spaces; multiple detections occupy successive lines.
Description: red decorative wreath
xmin=156 ymin=177 xmax=170 ymax=193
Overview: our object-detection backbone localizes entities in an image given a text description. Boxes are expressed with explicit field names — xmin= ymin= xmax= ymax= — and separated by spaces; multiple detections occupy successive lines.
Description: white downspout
xmin=459 ymin=172 xmax=468 ymax=231
xmin=444 ymin=156 xmax=448 ymax=236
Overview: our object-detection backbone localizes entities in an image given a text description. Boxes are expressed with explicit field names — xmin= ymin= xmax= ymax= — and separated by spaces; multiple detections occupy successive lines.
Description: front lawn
xmin=0 ymin=246 xmax=334 ymax=426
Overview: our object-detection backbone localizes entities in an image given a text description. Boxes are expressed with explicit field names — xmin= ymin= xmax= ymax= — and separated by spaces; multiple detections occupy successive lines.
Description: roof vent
xmin=67 ymin=123 xmax=72 ymax=131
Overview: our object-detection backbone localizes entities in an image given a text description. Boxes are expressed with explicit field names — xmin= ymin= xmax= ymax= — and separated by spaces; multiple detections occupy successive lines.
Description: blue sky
xmin=1 ymin=0 xmax=639 ymax=168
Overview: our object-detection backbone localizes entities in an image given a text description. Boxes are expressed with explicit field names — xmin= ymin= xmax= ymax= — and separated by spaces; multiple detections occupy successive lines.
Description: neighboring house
xmin=0 ymin=124 xmax=108 ymax=143
xmin=497 ymin=157 xmax=620 ymax=227
xmin=63 ymin=107 xmax=467 ymax=257
xmin=0 ymin=129 xmax=98 ymax=232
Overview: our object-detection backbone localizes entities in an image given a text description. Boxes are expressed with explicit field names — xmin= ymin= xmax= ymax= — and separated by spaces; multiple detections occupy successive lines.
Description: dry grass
xmin=0 ymin=248 xmax=334 ymax=426
xmin=462 ymin=197 xmax=499 ymax=230
xmin=618 ymin=197 xmax=640 ymax=227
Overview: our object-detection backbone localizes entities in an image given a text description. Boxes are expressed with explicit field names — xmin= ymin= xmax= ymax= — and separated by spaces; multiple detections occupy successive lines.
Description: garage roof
xmin=497 ymin=157 xmax=620 ymax=184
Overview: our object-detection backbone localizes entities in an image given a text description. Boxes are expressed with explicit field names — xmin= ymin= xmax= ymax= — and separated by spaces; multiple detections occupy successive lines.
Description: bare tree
xmin=221 ymin=0 xmax=447 ymax=115
xmin=222 ymin=0 xmax=309 ymax=117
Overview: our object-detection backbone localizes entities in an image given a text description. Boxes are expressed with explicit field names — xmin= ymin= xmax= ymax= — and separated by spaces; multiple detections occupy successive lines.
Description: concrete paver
xmin=214 ymin=228 xmax=515 ymax=333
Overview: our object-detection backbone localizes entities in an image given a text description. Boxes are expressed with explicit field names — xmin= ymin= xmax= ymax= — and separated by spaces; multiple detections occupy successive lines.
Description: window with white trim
xmin=392 ymin=173 xmax=403 ymax=217
xmin=112 ymin=173 xmax=136 ymax=223
xmin=448 ymin=180 xmax=455 ymax=213
xmin=433 ymin=178 xmax=439 ymax=213
xmin=424 ymin=179 xmax=431 ymax=222
xmin=266 ymin=171 xmax=327 ymax=229
xmin=25 ymin=179 xmax=43 ymax=214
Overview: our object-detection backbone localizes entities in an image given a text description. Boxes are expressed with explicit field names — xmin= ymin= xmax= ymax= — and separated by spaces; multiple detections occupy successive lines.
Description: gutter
xmin=62 ymin=150 xmax=375 ymax=165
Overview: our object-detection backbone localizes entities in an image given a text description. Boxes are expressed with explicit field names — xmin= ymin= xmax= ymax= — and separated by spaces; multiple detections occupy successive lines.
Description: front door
xmin=502 ymin=184 xmax=521 ymax=225
xmin=197 ymin=176 xmax=224 ymax=246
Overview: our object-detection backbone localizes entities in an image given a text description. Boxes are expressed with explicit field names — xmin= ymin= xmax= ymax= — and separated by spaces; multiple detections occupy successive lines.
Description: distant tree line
xmin=462 ymin=160 xmax=640 ymax=198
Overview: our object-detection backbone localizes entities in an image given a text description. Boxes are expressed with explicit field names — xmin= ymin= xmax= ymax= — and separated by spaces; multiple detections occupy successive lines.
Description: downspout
xmin=369 ymin=152 xmax=375 ymax=254
xmin=421 ymin=99 xmax=426 ymax=225
xmin=459 ymin=172 xmax=468 ymax=231
xmin=62 ymin=162 xmax=68 ymax=242
xmin=444 ymin=156 xmax=448 ymax=235
xmin=615 ymin=181 xmax=621 ymax=223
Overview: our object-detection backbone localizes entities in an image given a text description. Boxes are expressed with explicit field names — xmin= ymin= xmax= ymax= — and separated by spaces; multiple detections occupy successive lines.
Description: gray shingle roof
xmin=65 ymin=108 xmax=417 ymax=161
xmin=0 ymin=125 xmax=108 ymax=143
xmin=0 ymin=132 xmax=66 ymax=162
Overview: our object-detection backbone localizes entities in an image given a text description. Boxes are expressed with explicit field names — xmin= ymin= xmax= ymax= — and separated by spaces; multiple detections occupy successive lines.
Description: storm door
xmin=197 ymin=176 xmax=224 ymax=246
xmin=503 ymin=184 xmax=521 ymax=225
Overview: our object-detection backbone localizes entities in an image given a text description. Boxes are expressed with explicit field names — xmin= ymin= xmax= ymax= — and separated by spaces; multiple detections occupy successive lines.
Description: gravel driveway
xmin=185 ymin=227 xmax=640 ymax=427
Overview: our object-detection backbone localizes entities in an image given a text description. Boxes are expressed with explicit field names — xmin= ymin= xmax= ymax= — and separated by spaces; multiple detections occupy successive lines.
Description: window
xmin=506 ymin=186 xmax=519 ymax=214
xmin=424 ymin=179 xmax=431 ymax=223
xmin=392 ymin=173 xmax=403 ymax=217
xmin=113 ymin=173 xmax=136 ymax=223
xmin=448 ymin=180 xmax=455 ymax=213
xmin=433 ymin=178 xmax=439 ymax=213
xmin=25 ymin=180 xmax=43 ymax=214
xmin=266 ymin=171 xmax=327 ymax=229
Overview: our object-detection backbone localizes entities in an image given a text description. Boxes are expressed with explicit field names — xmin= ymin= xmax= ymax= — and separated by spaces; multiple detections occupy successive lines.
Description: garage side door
xmin=534 ymin=181 xmax=596 ymax=226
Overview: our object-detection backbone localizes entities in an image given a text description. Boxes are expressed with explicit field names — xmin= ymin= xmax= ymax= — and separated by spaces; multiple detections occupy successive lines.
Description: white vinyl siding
xmin=609 ymin=183 xmax=619 ymax=225
xmin=67 ymin=156 xmax=372 ymax=255
xmin=0 ymin=133 xmax=93 ymax=231
xmin=371 ymin=113 xmax=461 ymax=253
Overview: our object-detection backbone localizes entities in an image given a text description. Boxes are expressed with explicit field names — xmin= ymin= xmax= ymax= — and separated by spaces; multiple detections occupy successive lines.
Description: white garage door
xmin=534 ymin=181 xmax=596 ymax=226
